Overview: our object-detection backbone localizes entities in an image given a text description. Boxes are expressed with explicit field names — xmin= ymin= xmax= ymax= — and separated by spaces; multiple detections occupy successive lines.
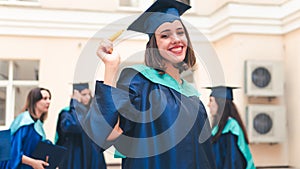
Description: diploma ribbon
xmin=107 ymin=30 xmax=124 ymax=54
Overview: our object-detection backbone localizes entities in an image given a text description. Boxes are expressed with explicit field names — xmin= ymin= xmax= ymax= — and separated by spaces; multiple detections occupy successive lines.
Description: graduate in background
xmin=207 ymin=86 xmax=255 ymax=169
xmin=0 ymin=87 xmax=51 ymax=169
xmin=0 ymin=129 xmax=11 ymax=162
xmin=55 ymin=83 xmax=106 ymax=169
xmin=78 ymin=0 xmax=217 ymax=168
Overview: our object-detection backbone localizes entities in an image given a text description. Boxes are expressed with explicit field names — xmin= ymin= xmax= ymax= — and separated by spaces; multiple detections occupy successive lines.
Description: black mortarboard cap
xmin=0 ymin=129 xmax=11 ymax=161
xmin=73 ymin=83 xmax=89 ymax=92
xmin=127 ymin=0 xmax=191 ymax=36
xmin=206 ymin=86 xmax=239 ymax=100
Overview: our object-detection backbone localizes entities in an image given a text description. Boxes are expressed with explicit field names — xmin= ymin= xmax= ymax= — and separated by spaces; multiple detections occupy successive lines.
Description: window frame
xmin=118 ymin=0 xmax=194 ymax=12
xmin=0 ymin=0 xmax=40 ymax=7
xmin=0 ymin=60 xmax=39 ymax=130
xmin=118 ymin=0 xmax=154 ymax=11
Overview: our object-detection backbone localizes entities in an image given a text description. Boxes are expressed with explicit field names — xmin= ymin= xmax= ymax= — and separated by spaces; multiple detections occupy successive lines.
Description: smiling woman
xmin=147 ymin=19 xmax=195 ymax=76
xmin=78 ymin=0 xmax=217 ymax=169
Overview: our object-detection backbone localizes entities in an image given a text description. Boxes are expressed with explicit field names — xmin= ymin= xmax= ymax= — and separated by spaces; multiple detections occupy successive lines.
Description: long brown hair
xmin=21 ymin=87 xmax=51 ymax=122
xmin=211 ymin=98 xmax=249 ymax=144
xmin=145 ymin=20 xmax=196 ymax=73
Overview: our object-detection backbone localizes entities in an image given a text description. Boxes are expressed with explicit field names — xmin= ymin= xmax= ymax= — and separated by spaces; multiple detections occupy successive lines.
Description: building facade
xmin=0 ymin=0 xmax=299 ymax=167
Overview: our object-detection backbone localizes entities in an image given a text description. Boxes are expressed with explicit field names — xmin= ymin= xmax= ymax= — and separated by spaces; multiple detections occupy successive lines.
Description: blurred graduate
xmin=55 ymin=83 xmax=106 ymax=169
xmin=0 ymin=87 xmax=51 ymax=169
xmin=207 ymin=86 xmax=255 ymax=169
xmin=0 ymin=129 xmax=11 ymax=162
xmin=78 ymin=0 xmax=217 ymax=168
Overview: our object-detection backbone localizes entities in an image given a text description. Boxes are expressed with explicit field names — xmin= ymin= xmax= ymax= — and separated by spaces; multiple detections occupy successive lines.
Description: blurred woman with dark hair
xmin=207 ymin=86 xmax=255 ymax=169
xmin=0 ymin=87 xmax=51 ymax=169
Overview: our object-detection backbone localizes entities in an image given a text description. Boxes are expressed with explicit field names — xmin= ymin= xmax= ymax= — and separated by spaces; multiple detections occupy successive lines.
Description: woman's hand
xmin=107 ymin=117 xmax=123 ymax=141
xmin=31 ymin=159 xmax=49 ymax=169
xmin=97 ymin=39 xmax=120 ymax=68
xmin=72 ymin=89 xmax=82 ymax=102
xmin=22 ymin=155 xmax=49 ymax=169
xmin=96 ymin=39 xmax=121 ymax=87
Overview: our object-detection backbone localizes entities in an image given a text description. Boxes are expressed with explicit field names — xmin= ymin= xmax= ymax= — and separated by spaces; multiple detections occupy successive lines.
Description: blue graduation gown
xmin=78 ymin=65 xmax=217 ymax=169
xmin=212 ymin=118 xmax=255 ymax=169
xmin=0 ymin=111 xmax=45 ymax=169
xmin=56 ymin=99 xmax=106 ymax=169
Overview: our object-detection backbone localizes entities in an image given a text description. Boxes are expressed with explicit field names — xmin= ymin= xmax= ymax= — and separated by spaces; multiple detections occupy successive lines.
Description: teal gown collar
xmin=114 ymin=65 xmax=200 ymax=159
xmin=128 ymin=64 xmax=200 ymax=97
xmin=10 ymin=111 xmax=46 ymax=140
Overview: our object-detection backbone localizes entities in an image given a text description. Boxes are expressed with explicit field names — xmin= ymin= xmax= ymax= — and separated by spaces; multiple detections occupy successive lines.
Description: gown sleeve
xmin=8 ymin=127 xmax=25 ymax=169
xmin=58 ymin=99 xmax=84 ymax=134
xmin=225 ymin=133 xmax=247 ymax=169
xmin=76 ymin=68 xmax=141 ymax=149
xmin=213 ymin=133 xmax=246 ymax=169
xmin=7 ymin=125 xmax=42 ymax=169
xmin=116 ymin=68 xmax=143 ymax=133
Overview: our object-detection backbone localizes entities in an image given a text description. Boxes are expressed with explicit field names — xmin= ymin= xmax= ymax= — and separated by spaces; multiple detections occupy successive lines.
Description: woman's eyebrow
xmin=159 ymin=29 xmax=171 ymax=34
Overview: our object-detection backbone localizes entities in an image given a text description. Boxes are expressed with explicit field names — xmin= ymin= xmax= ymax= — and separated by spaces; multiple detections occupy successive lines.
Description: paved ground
xmin=107 ymin=165 xmax=121 ymax=169
xmin=257 ymin=166 xmax=292 ymax=169
xmin=107 ymin=166 xmax=292 ymax=169
xmin=107 ymin=166 xmax=295 ymax=169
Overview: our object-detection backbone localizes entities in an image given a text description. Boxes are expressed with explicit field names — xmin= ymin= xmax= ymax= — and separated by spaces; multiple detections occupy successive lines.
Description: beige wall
xmin=284 ymin=29 xmax=300 ymax=168
xmin=195 ymin=0 xmax=287 ymax=15
xmin=1 ymin=0 xmax=300 ymax=167
xmin=213 ymin=34 xmax=289 ymax=166
xmin=39 ymin=37 xmax=88 ymax=140
xmin=0 ymin=31 xmax=294 ymax=167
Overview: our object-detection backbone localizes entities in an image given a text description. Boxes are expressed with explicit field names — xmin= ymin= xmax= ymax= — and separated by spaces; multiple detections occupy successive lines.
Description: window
xmin=0 ymin=0 xmax=40 ymax=6
xmin=120 ymin=0 xmax=139 ymax=7
xmin=0 ymin=88 xmax=6 ymax=125
xmin=118 ymin=0 xmax=192 ymax=11
xmin=0 ymin=60 xmax=39 ymax=129
xmin=0 ymin=0 xmax=39 ymax=2
xmin=178 ymin=0 xmax=190 ymax=5
xmin=119 ymin=0 xmax=154 ymax=10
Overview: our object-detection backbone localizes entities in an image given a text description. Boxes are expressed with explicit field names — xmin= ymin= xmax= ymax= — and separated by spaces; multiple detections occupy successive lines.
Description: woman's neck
xmin=165 ymin=63 xmax=182 ymax=84
xmin=34 ymin=109 xmax=42 ymax=120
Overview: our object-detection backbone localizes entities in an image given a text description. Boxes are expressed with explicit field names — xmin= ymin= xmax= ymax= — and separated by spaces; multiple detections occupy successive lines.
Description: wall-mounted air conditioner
xmin=245 ymin=60 xmax=284 ymax=96
xmin=246 ymin=105 xmax=286 ymax=143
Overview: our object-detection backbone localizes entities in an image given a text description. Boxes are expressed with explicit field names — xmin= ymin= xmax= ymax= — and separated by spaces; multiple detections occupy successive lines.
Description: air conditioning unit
xmin=246 ymin=105 xmax=286 ymax=143
xmin=245 ymin=60 xmax=284 ymax=96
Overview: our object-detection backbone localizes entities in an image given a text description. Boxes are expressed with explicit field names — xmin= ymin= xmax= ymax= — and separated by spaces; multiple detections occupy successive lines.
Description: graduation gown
xmin=78 ymin=65 xmax=217 ymax=169
xmin=0 ymin=129 xmax=11 ymax=162
xmin=56 ymin=99 xmax=106 ymax=169
xmin=0 ymin=111 xmax=46 ymax=169
xmin=212 ymin=118 xmax=255 ymax=169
